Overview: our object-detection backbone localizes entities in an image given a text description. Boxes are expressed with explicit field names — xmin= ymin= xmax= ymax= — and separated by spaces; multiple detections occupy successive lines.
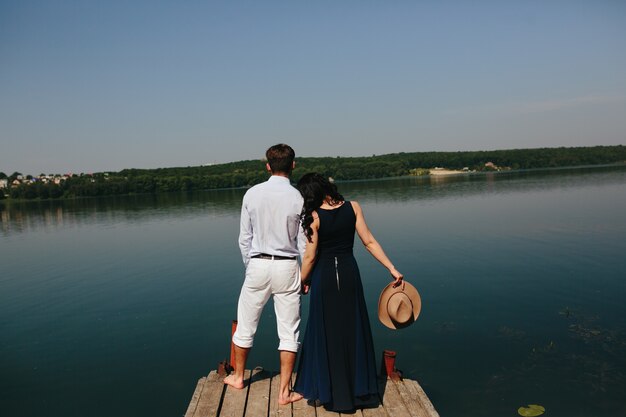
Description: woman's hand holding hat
xmin=390 ymin=267 xmax=403 ymax=288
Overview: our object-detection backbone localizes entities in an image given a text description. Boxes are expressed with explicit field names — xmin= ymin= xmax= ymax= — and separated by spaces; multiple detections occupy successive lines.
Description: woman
xmin=293 ymin=173 xmax=403 ymax=412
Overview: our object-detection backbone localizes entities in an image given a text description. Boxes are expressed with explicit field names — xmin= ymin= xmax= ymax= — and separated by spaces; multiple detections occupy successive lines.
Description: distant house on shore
xmin=430 ymin=167 xmax=467 ymax=176
xmin=0 ymin=179 xmax=7 ymax=189
xmin=484 ymin=161 xmax=510 ymax=171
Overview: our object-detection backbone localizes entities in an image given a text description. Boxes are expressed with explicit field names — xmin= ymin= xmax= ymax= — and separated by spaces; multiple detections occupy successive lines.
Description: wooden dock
xmin=184 ymin=367 xmax=439 ymax=417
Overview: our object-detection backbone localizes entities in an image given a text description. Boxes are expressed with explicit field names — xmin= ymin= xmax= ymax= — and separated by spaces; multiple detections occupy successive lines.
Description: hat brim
xmin=378 ymin=280 xmax=421 ymax=330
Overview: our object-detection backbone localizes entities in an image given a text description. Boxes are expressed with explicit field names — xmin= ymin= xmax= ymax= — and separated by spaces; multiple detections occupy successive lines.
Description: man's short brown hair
xmin=266 ymin=144 xmax=295 ymax=174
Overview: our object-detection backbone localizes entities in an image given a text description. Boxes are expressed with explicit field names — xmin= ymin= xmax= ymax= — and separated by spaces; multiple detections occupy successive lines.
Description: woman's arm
xmin=353 ymin=201 xmax=403 ymax=286
xmin=301 ymin=212 xmax=320 ymax=287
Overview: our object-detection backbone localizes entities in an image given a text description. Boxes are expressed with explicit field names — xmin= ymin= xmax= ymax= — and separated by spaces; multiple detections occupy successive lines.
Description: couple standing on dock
xmin=224 ymin=144 xmax=404 ymax=413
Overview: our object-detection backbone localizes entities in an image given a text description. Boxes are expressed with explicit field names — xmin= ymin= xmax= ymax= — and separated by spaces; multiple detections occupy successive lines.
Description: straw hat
xmin=378 ymin=280 xmax=421 ymax=329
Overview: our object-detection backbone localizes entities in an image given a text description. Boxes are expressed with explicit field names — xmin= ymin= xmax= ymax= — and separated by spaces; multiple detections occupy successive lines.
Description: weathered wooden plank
xmin=361 ymin=402 xmax=390 ymax=417
xmin=193 ymin=372 xmax=226 ymax=417
xmin=313 ymin=401 xmax=340 ymax=417
xmin=185 ymin=370 xmax=438 ymax=417
xmin=291 ymin=399 xmax=316 ymax=417
xmin=379 ymin=378 xmax=413 ymax=417
xmin=292 ymin=399 xmax=317 ymax=417
xmin=245 ymin=367 xmax=271 ymax=417
xmin=394 ymin=378 xmax=432 ymax=417
xmin=184 ymin=377 xmax=207 ymax=417
xmin=269 ymin=372 xmax=293 ymax=417
xmin=207 ymin=370 xmax=220 ymax=382
xmin=221 ymin=369 xmax=252 ymax=417
xmin=403 ymin=380 xmax=440 ymax=417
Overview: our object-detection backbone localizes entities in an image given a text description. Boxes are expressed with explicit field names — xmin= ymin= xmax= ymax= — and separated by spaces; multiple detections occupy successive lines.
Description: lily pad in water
xmin=518 ymin=404 xmax=545 ymax=416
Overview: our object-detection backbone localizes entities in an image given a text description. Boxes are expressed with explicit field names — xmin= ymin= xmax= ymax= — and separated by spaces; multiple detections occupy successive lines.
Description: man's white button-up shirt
xmin=238 ymin=175 xmax=306 ymax=267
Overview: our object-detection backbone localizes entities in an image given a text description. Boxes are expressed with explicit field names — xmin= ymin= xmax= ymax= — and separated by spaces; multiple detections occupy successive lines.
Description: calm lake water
xmin=1 ymin=166 xmax=626 ymax=417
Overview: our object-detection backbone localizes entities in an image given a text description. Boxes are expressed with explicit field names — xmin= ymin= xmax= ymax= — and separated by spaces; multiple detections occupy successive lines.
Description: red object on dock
xmin=230 ymin=320 xmax=238 ymax=370
xmin=217 ymin=360 xmax=228 ymax=376
xmin=381 ymin=349 xmax=396 ymax=378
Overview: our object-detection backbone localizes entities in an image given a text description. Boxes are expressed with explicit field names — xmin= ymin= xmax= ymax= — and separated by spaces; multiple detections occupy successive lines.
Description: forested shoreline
xmin=2 ymin=145 xmax=625 ymax=201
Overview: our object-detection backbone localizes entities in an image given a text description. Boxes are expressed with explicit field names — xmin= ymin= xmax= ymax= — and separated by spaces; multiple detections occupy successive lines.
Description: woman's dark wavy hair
xmin=297 ymin=173 xmax=344 ymax=242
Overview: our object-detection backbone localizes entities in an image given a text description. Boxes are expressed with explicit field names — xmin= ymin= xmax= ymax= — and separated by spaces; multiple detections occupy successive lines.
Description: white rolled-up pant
xmin=232 ymin=258 xmax=301 ymax=352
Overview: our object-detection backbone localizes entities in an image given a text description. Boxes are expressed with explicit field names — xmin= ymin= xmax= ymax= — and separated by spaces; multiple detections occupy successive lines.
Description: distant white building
xmin=0 ymin=179 xmax=7 ymax=189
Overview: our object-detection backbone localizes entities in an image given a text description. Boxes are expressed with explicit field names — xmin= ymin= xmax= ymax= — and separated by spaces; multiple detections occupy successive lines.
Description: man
xmin=224 ymin=144 xmax=305 ymax=405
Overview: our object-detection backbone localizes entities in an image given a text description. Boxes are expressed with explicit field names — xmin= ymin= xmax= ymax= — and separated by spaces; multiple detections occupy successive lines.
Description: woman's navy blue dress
xmin=293 ymin=202 xmax=379 ymax=412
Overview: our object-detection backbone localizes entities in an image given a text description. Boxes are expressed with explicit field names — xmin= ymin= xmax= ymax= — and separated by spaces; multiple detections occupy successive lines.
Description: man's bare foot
xmin=278 ymin=391 xmax=303 ymax=405
xmin=223 ymin=374 xmax=245 ymax=389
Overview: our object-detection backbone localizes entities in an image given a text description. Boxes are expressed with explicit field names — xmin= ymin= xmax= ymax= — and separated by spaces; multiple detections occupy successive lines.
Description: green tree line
xmin=2 ymin=145 xmax=625 ymax=200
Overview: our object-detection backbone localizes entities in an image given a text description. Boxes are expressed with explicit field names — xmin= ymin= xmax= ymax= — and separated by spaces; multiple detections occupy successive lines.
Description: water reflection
xmin=0 ymin=189 xmax=245 ymax=236
xmin=2 ymin=165 xmax=625 ymax=237
xmin=339 ymin=164 xmax=626 ymax=203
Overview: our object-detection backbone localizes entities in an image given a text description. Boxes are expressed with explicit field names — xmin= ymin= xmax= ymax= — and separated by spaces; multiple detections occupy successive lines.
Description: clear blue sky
xmin=1 ymin=0 xmax=625 ymax=175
